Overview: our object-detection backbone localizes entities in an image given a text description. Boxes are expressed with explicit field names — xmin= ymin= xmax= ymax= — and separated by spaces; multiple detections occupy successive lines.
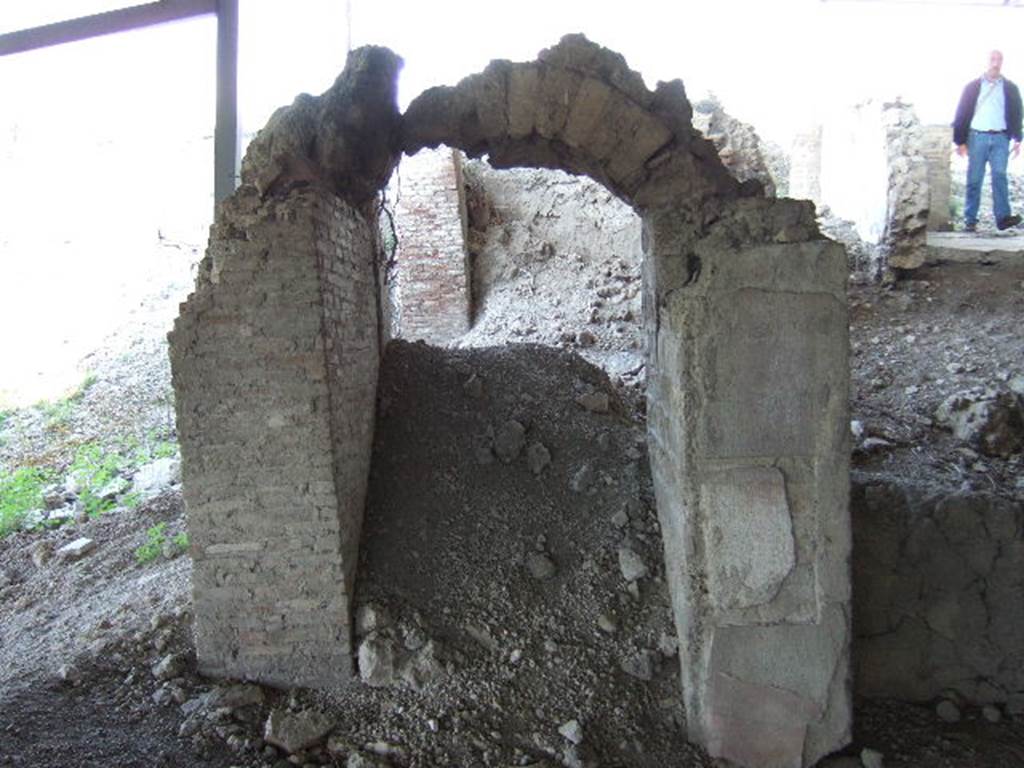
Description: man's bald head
xmin=987 ymin=50 xmax=1004 ymax=80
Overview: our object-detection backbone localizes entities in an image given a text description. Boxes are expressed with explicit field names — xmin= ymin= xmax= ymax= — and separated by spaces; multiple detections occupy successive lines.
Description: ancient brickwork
xmin=392 ymin=147 xmax=471 ymax=344
xmin=172 ymin=36 xmax=852 ymax=768
xmin=169 ymin=187 xmax=379 ymax=688
xmin=852 ymin=476 xmax=1024 ymax=706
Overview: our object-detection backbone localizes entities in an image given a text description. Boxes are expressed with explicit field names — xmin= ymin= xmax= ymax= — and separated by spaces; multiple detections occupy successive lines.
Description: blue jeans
xmin=965 ymin=129 xmax=1011 ymax=225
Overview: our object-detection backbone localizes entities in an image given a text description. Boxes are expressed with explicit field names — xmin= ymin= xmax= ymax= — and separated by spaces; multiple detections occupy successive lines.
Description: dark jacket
xmin=953 ymin=76 xmax=1023 ymax=145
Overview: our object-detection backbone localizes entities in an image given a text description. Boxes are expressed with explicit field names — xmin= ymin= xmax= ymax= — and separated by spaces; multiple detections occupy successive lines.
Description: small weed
xmin=135 ymin=523 xmax=188 ymax=564
xmin=69 ymin=442 xmax=126 ymax=518
xmin=0 ymin=467 xmax=52 ymax=538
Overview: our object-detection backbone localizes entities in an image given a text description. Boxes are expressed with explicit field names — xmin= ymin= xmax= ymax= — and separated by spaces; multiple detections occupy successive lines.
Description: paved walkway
xmin=926 ymin=231 xmax=1024 ymax=264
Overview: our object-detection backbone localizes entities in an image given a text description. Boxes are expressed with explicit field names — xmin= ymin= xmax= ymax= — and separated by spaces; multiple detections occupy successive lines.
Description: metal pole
xmin=0 ymin=0 xmax=217 ymax=56
xmin=213 ymin=0 xmax=239 ymax=204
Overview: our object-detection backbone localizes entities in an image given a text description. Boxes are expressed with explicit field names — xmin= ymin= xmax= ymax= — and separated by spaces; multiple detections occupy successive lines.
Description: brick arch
xmin=172 ymin=35 xmax=852 ymax=768
xmin=400 ymin=35 xmax=742 ymax=210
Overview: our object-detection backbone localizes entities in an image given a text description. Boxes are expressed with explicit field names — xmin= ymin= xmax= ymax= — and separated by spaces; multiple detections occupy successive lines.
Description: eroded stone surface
xmin=701 ymin=467 xmax=796 ymax=610
xmin=852 ymin=475 xmax=1024 ymax=704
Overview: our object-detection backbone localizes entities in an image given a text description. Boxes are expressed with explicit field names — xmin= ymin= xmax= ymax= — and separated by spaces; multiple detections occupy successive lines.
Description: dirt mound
xmin=351 ymin=339 xmax=696 ymax=767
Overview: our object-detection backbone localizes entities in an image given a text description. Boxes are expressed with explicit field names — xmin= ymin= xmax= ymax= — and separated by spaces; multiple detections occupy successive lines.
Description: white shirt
xmin=971 ymin=76 xmax=1007 ymax=132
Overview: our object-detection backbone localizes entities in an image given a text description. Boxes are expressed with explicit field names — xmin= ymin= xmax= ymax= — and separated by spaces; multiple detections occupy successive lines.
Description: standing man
xmin=953 ymin=50 xmax=1022 ymax=232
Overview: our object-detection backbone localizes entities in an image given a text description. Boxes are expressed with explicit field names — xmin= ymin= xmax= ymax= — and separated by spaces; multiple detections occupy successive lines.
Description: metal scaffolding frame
xmin=0 ymin=0 xmax=239 ymax=205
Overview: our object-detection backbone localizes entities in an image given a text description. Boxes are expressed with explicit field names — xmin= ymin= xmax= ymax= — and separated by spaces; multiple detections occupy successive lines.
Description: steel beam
xmin=214 ymin=0 xmax=239 ymax=203
xmin=0 ymin=1 xmax=217 ymax=56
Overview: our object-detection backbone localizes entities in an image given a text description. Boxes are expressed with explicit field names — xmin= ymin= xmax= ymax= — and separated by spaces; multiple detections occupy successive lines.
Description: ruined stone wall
xmin=922 ymin=124 xmax=953 ymax=231
xmin=644 ymin=198 xmax=851 ymax=768
xmin=852 ymin=476 xmax=1024 ymax=707
xmin=880 ymin=100 xmax=930 ymax=270
xmin=173 ymin=36 xmax=854 ymax=768
xmin=392 ymin=147 xmax=471 ymax=344
xmin=169 ymin=186 xmax=380 ymax=688
xmin=793 ymin=101 xmax=930 ymax=277
xmin=692 ymin=96 xmax=776 ymax=196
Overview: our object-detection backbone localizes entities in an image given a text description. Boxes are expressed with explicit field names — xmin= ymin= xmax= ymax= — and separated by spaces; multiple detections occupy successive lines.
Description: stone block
xmin=701 ymin=467 xmax=796 ymax=611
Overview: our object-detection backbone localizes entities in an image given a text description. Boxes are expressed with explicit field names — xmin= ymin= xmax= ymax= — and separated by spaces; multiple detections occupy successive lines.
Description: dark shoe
xmin=964 ymin=223 xmax=977 ymax=232
xmin=996 ymin=214 xmax=1021 ymax=230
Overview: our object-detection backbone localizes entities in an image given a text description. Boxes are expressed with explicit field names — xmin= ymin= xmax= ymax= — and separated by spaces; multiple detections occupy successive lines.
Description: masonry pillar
xmin=169 ymin=186 xmax=380 ymax=689
xmin=393 ymin=147 xmax=472 ymax=344
xmin=645 ymin=200 xmax=851 ymax=768
xmin=922 ymin=124 xmax=953 ymax=231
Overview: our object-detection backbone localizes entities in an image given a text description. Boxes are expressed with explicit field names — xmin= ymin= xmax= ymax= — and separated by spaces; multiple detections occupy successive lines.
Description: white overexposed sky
xmin=0 ymin=0 xmax=1022 ymax=404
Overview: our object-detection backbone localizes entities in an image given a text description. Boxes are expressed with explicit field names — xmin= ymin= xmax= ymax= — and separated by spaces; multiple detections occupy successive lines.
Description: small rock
xmin=617 ymin=545 xmax=648 ymax=582
xmin=657 ymin=633 xmax=678 ymax=658
xmin=151 ymin=653 xmax=186 ymax=681
xmin=621 ymin=650 xmax=657 ymax=681
xmin=152 ymin=687 xmax=175 ymax=706
xmin=610 ymin=507 xmax=629 ymax=528
xmin=575 ymin=391 xmax=609 ymax=414
xmin=525 ymin=552 xmax=556 ymax=580
xmin=850 ymin=420 xmax=865 ymax=441
xmin=57 ymin=663 xmax=81 ymax=685
xmin=347 ymin=751 xmax=391 ymax=768
xmin=860 ymin=747 xmax=885 ymax=768
xmin=597 ymin=614 xmax=617 ymax=634
xmin=96 ymin=476 xmax=129 ymax=500
xmin=569 ymin=463 xmax=594 ymax=493
xmin=399 ymin=641 xmax=445 ymax=691
xmin=355 ymin=604 xmax=392 ymax=636
xmin=30 ymin=541 xmax=53 ymax=568
xmin=326 ymin=733 xmax=354 ymax=756
xmin=558 ymin=719 xmax=584 ymax=745
xmin=982 ymin=704 xmax=1002 ymax=723
xmin=936 ymin=699 xmax=961 ymax=723
xmin=132 ymin=457 xmax=181 ymax=499
xmin=42 ymin=486 xmax=67 ymax=510
xmin=264 ymin=708 xmax=334 ymax=754
xmin=358 ymin=635 xmax=396 ymax=687
xmin=935 ymin=388 xmax=1024 ymax=457
xmin=57 ymin=537 xmax=96 ymax=562
xmin=526 ymin=442 xmax=552 ymax=475
xmin=577 ymin=330 xmax=597 ymax=347
xmin=205 ymin=683 xmax=264 ymax=710
xmin=494 ymin=420 xmax=527 ymax=463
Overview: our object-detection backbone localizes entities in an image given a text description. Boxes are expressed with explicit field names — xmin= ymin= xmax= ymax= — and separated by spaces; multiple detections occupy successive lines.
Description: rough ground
xmin=2 ymin=279 xmax=1024 ymax=765
xmin=2 ymin=182 xmax=1024 ymax=764
xmin=0 ymin=236 xmax=195 ymax=474
xmin=849 ymin=261 xmax=1024 ymax=503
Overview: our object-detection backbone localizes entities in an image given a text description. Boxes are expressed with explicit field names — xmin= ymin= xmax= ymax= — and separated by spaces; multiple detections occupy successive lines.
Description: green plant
xmin=0 ymin=467 xmax=52 ymax=538
xmin=135 ymin=523 xmax=188 ymax=565
xmin=69 ymin=442 xmax=126 ymax=518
